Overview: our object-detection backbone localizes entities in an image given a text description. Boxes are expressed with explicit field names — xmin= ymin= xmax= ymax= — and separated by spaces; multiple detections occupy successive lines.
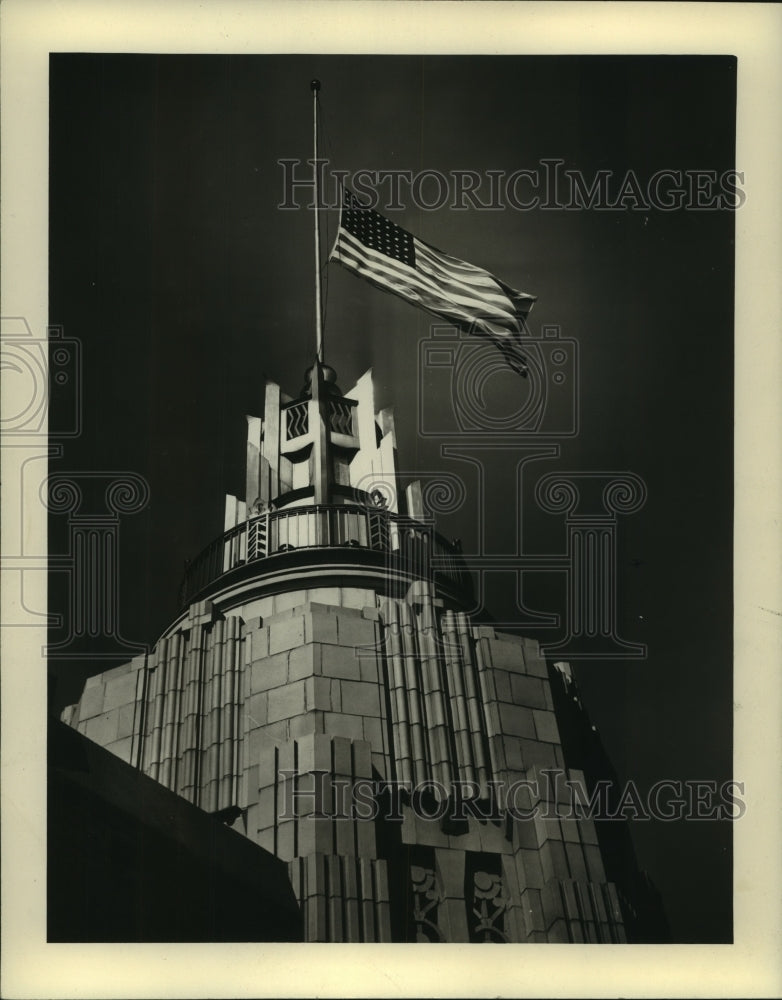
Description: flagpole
xmin=311 ymin=79 xmax=323 ymax=364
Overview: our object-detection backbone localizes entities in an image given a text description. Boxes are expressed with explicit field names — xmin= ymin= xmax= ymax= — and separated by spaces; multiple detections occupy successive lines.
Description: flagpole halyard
xmin=311 ymin=78 xmax=324 ymax=364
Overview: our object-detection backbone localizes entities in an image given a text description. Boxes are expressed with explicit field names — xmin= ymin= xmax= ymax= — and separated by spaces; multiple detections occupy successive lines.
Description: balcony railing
xmin=180 ymin=503 xmax=470 ymax=608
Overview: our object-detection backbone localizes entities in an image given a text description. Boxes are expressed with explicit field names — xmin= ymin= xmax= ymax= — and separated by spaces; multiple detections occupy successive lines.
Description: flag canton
xmin=342 ymin=189 xmax=415 ymax=268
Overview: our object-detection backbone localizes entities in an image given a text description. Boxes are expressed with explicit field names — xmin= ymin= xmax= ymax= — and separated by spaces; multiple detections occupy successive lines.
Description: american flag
xmin=328 ymin=188 xmax=536 ymax=376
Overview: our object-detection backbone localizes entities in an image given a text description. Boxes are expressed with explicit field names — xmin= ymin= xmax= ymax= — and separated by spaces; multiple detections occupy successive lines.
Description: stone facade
xmin=61 ymin=363 xmax=640 ymax=942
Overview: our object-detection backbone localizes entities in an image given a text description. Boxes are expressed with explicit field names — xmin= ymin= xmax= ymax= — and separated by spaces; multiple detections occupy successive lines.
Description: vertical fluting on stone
xmin=404 ymin=601 xmax=441 ymax=792
xmin=230 ymin=617 xmax=244 ymax=811
xmin=398 ymin=600 xmax=428 ymax=786
xmin=158 ymin=632 xmax=182 ymax=789
xmin=470 ymin=629 xmax=504 ymax=799
xmin=130 ymin=659 xmax=148 ymax=771
xmin=178 ymin=624 xmax=201 ymax=801
xmin=454 ymin=611 xmax=490 ymax=797
xmin=217 ymin=619 xmax=232 ymax=811
xmin=382 ymin=599 xmax=413 ymax=787
xmin=147 ymin=639 xmax=168 ymax=782
xmin=417 ymin=597 xmax=452 ymax=791
xmin=441 ymin=610 xmax=476 ymax=786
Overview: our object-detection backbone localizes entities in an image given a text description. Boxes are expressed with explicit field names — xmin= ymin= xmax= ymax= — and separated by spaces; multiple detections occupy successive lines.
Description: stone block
xmin=257 ymin=786 xmax=280 ymax=830
xmin=340 ymin=680 xmax=381 ymax=718
xmin=320 ymin=643 xmax=362 ymax=681
xmin=541 ymin=840 xmax=570 ymax=881
xmin=290 ymin=644 xmax=320 ymax=685
xmin=289 ymin=711 xmax=322 ymax=740
xmin=533 ymin=814 xmax=562 ymax=848
xmin=336 ymin=611 xmax=378 ymax=648
xmin=559 ymin=818 xmax=581 ymax=844
xmin=275 ymin=813 xmax=297 ymax=862
xmin=243 ymin=763 xmax=260 ymax=799
xmin=523 ymin=887 xmax=547 ymax=934
xmin=492 ymin=669 xmax=512 ymax=703
xmin=84 ymin=711 xmax=119 ymax=745
xmin=361 ymin=717 xmax=385 ymax=754
xmin=323 ymin=712 xmax=364 ymax=741
xmin=362 ymin=606 xmax=380 ymax=621
xmin=374 ymin=860 xmax=390 ymax=903
xmin=483 ymin=702 xmax=502 ymax=739
xmin=329 ymin=735 xmax=352 ymax=777
xmin=334 ymin=816 xmax=355 ymax=857
xmin=477 ymin=821 xmax=509 ymax=854
xmin=304 ymin=606 xmax=339 ymax=645
xmin=84 ymin=672 xmax=104 ymax=689
xmin=105 ymin=737 xmax=133 ymax=764
xmin=294 ymin=732 xmax=333 ymax=774
xmin=340 ymin=587 xmax=372 ymax=610
xmin=246 ymin=691 xmax=268 ymax=728
xmin=249 ymin=626 xmax=269 ymax=662
xmin=305 ymin=676 xmax=333 ymax=712
xmin=268 ymin=615 xmax=305 ymax=655
xmin=352 ymin=740 xmax=373 ymax=779
xmin=359 ymin=656 xmax=381 ymax=684
xmin=303 ymin=891 xmax=326 ymax=941
xmin=406 ymin=814 xmax=448 ymax=848
xmin=103 ymin=659 xmax=135 ymax=681
xmin=500 ymin=854 xmax=523 ymax=905
xmin=273 ymin=591 xmax=305 ymax=615
xmin=565 ymin=842 xmax=588 ymax=882
xmin=297 ymin=818 xmax=334 ymax=857
xmin=262 ymin=718 xmax=292 ymax=744
xmin=511 ymin=816 xmax=538 ymax=851
xmin=78 ymin=683 xmax=105 ymax=721
xmin=515 ymin=848 xmax=545 ymax=890
xmin=250 ymin=652 xmax=289 ymax=693
xmin=323 ymin=678 xmax=339 ymax=713
xmin=242 ymin=596 xmax=275 ymax=622
xmin=547 ymin=918 xmax=570 ymax=942
xmin=439 ymin=897 xmax=470 ymax=943
xmin=434 ymin=847 xmax=465 ymax=897
xmin=510 ymin=674 xmax=548 ymax=710
xmin=522 ymin=639 xmax=549 ymax=678
xmin=356 ymin=817 xmax=376 ymax=858
xmin=253 ymin=828 xmax=275 ymax=854
xmin=498 ymin=703 xmax=536 ymax=739
xmin=532 ymin=710 xmax=560 ymax=744
xmin=488 ymin=634 xmax=526 ymax=672
xmin=371 ymin=751 xmax=387 ymax=779
xmin=583 ymin=844 xmax=606 ymax=883
xmin=117 ymin=702 xmax=137 ymax=740
xmin=518 ymin=738 xmax=558 ymax=772
xmin=502 ymin=736 xmax=525 ymax=771
xmin=308 ymin=591 xmax=342 ymax=610
xmin=60 ymin=704 xmax=77 ymax=726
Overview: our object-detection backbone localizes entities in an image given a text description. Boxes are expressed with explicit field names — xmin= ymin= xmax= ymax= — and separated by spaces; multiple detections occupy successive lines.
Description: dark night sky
xmin=48 ymin=54 xmax=735 ymax=943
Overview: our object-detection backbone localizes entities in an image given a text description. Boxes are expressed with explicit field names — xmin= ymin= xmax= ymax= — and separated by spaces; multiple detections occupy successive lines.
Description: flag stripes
xmin=328 ymin=188 xmax=536 ymax=375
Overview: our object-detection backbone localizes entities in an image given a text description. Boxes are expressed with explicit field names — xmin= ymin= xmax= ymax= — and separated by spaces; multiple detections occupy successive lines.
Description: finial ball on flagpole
xmin=310 ymin=79 xmax=321 ymax=92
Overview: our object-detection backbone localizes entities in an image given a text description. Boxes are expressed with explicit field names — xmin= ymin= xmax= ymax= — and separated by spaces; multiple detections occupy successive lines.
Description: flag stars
xmin=343 ymin=199 xmax=415 ymax=266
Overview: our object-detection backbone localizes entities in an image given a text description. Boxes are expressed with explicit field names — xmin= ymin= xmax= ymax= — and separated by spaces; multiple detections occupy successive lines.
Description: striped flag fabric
xmin=328 ymin=188 xmax=536 ymax=376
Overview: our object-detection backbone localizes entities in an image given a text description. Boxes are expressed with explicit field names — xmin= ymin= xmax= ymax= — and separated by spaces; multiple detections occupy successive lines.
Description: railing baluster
xmin=180 ymin=502 xmax=470 ymax=608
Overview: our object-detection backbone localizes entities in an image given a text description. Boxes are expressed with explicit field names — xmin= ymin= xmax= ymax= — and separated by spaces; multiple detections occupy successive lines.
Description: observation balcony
xmin=179 ymin=502 xmax=472 ymax=609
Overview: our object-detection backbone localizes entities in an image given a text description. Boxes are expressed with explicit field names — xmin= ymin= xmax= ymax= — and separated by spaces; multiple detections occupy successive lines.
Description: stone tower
xmin=62 ymin=360 xmax=633 ymax=943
